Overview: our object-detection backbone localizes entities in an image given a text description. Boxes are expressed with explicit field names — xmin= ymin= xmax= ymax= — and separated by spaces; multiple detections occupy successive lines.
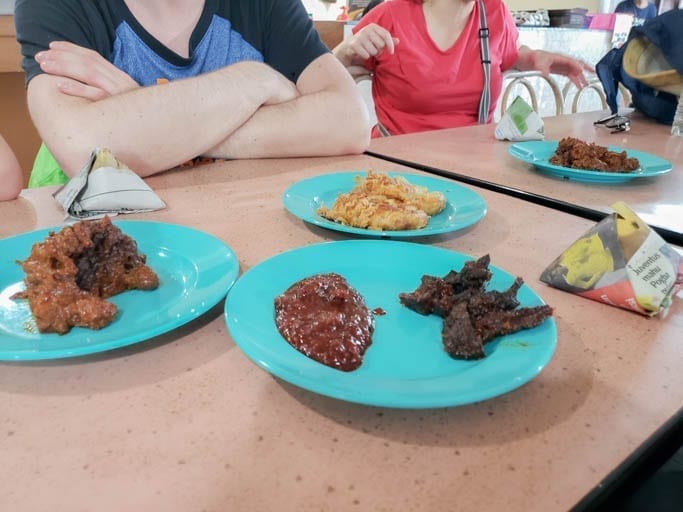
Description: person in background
xmin=362 ymin=0 xmax=385 ymax=17
xmin=334 ymin=0 xmax=592 ymax=137
xmin=614 ymin=0 xmax=658 ymax=26
xmin=0 ymin=134 xmax=23 ymax=201
xmin=14 ymin=0 xmax=370 ymax=187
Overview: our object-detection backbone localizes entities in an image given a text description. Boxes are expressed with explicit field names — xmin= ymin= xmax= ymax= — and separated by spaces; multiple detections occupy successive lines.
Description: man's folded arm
xmin=26 ymin=61 xmax=297 ymax=177
xmin=202 ymin=54 xmax=371 ymax=159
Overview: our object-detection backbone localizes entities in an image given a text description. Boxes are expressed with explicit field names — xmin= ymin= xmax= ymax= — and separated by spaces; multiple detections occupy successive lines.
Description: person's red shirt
xmin=354 ymin=0 xmax=519 ymax=136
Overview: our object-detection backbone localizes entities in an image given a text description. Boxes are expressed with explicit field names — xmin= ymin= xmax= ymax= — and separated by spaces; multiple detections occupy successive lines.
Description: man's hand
xmin=35 ymin=40 xmax=299 ymax=107
xmin=334 ymin=23 xmax=399 ymax=68
xmin=35 ymin=41 xmax=139 ymax=100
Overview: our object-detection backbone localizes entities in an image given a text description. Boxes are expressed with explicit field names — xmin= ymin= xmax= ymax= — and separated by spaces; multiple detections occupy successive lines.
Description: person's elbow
xmin=332 ymin=89 xmax=372 ymax=155
xmin=0 ymin=172 xmax=23 ymax=201
xmin=43 ymin=125 xmax=161 ymax=179
xmin=27 ymin=75 xmax=163 ymax=179
xmin=0 ymin=159 xmax=23 ymax=201
xmin=0 ymin=135 xmax=23 ymax=200
xmin=343 ymin=103 xmax=372 ymax=155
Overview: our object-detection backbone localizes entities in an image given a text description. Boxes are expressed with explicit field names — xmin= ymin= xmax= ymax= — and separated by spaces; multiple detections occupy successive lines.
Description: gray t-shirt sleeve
xmin=14 ymin=0 xmax=113 ymax=85
xmin=261 ymin=0 xmax=329 ymax=83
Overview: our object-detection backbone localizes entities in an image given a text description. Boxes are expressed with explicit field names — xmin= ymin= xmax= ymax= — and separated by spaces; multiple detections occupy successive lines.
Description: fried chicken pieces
xmin=549 ymin=137 xmax=640 ymax=173
xmin=14 ymin=216 xmax=159 ymax=334
xmin=399 ymin=255 xmax=553 ymax=360
xmin=317 ymin=171 xmax=447 ymax=231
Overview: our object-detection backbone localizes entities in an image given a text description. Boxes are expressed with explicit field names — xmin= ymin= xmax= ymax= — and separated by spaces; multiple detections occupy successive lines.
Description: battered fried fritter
xmin=353 ymin=171 xmax=446 ymax=216
xmin=317 ymin=171 xmax=447 ymax=231
xmin=318 ymin=192 xmax=430 ymax=230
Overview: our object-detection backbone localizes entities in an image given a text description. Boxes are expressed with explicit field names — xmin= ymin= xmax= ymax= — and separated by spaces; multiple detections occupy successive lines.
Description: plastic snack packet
xmin=494 ymin=96 xmax=545 ymax=141
xmin=53 ymin=148 xmax=166 ymax=220
xmin=540 ymin=202 xmax=682 ymax=317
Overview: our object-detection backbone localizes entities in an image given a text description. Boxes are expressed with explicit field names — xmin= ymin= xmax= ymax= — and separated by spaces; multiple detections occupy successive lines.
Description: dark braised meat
xmin=13 ymin=216 xmax=159 ymax=334
xmin=400 ymin=256 xmax=553 ymax=360
xmin=466 ymin=277 xmax=523 ymax=319
xmin=399 ymin=254 xmax=492 ymax=317
xmin=442 ymin=302 xmax=485 ymax=360
xmin=549 ymin=137 xmax=640 ymax=173
xmin=473 ymin=305 xmax=554 ymax=344
xmin=398 ymin=275 xmax=459 ymax=316
xmin=443 ymin=254 xmax=492 ymax=292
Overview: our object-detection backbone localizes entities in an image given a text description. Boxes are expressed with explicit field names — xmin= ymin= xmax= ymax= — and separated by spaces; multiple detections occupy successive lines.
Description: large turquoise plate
xmin=0 ymin=221 xmax=239 ymax=360
xmin=509 ymin=140 xmax=672 ymax=183
xmin=282 ymin=171 xmax=487 ymax=237
xmin=224 ymin=240 xmax=556 ymax=409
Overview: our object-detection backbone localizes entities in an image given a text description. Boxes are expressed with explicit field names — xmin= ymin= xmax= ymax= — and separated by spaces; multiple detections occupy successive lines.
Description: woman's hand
xmin=516 ymin=46 xmax=594 ymax=90
xmin=35 ymin=41 xmax=139 ymax=101
xmin=334 ymin=23 xmax=400 ymax=68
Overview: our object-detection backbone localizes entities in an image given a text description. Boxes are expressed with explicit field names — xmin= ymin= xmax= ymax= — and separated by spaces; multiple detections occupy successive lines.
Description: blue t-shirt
xmin=15 ymin=0 xmax=328 ymax=85
xmin=615 ymin=1 xmax=658 ymax=26
xmin=14 ymin=0 xmax=329 ymax=186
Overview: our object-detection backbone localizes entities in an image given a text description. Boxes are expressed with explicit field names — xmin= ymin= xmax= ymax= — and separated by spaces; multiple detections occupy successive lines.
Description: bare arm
xmin=514 ymin=45 xmax=593 ymax=90
xmin=203 ymin=53 xmax=371 ymax=159
xmin=26 ymin=60 xmax=298 ymax=177
xmin=0 ymin=135 xmax=23 ymax=201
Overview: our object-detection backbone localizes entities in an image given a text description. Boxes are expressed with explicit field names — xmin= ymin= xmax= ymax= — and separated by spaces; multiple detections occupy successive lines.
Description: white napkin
xmin=53 ymin=148 xmax=166 ymax=220
xmin=495 ymin=96 xmax=545 ymax=141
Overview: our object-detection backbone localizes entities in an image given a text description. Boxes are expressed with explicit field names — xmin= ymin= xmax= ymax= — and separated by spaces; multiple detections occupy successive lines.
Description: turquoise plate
xmin=509 ymin=140 xmax=672 ymax=183
xmin=282 ymin=171 xmax=487 ymax=237
xmin=0 ymin=221 xmax=239 ymax=360
xmin=224 ymin=240 xmax=556 ymax=409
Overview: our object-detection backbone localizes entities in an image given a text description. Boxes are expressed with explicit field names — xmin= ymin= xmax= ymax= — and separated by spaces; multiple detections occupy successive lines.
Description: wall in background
xmin=302 ymin=1 xmax=605 ymax=20
xmin=506 ymin=0 xmax=601 ymax=11
xmin=302 ymin=0 xmax=348 ymax=20
xmin=0 ymin=73 xmax=39 ymax=186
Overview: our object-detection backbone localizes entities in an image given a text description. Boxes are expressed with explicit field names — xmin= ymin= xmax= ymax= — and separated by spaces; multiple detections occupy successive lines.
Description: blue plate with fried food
xmin=0 ymin=221 xmax=238 ymax=360
xmin=509 ymin=140 xmax=672 ymax=183
xmin=225 ymin=240 xmax=556 ymax=409
xmin=282 ymin=171 xmax=487 ymax=237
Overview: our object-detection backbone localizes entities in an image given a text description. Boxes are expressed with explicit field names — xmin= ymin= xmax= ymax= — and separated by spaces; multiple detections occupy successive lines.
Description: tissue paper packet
xmin=540 ymin=202 xmax=682 ymax=316
xmin=495 ymin=96 xmax=545 ymax=141
xmin=53 ymin=148 xmax=166 ymax=220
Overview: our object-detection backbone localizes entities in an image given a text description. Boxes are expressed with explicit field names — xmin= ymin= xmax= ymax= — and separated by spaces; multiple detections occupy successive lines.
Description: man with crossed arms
xmin=15 ymin=0 xmax=371 ymax=186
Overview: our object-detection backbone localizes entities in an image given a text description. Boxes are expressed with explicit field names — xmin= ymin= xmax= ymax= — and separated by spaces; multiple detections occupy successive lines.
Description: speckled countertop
xmin=369 ymin=111 xmax=683 ymax=236
xmin=1 ymin=152 xmax=681 ymax=512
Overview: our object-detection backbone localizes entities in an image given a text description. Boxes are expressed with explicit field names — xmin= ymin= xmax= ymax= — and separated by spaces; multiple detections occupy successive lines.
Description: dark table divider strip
xmin=364 ymin=150 xmax=683 ymax=247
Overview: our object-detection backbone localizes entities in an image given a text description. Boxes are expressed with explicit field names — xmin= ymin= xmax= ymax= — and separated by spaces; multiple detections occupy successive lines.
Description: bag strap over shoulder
xmin=477 ymin=0 xmax=491 ymax=124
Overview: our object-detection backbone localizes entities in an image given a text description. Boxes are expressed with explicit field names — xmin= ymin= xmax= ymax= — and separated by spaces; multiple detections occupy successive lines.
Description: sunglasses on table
xmin=593 ymin=113 xmax=631 ymax=133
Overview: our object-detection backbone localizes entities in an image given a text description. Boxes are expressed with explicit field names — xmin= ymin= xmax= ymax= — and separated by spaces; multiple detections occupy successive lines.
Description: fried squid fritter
xmin=317 ymin=171 xmax=447 ymax=231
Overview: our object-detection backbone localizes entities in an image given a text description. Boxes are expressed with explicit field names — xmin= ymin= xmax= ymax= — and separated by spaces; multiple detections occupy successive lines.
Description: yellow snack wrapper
xmin=540 ymin=202 xmax=682 ymax=316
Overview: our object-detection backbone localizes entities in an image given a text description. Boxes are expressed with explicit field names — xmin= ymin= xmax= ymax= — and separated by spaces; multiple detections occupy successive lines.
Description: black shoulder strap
xmin=477 ymin=0 xmax=491 ymax=124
